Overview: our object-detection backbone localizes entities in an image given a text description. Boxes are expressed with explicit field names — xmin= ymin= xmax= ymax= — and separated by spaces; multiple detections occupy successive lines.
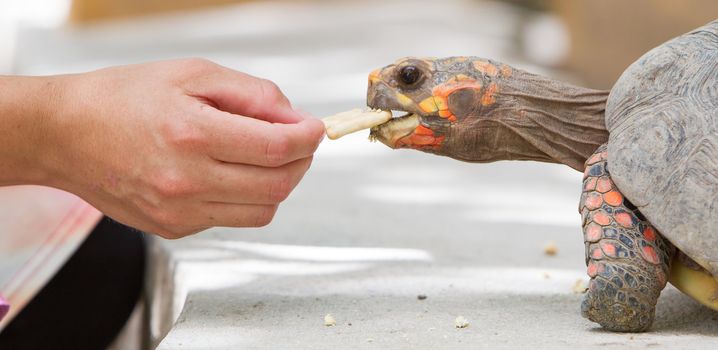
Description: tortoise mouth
xmin=369 ymin=111 xmax=419 ymax=148
xmin=368 ymin=105 xmax=452 ymax=144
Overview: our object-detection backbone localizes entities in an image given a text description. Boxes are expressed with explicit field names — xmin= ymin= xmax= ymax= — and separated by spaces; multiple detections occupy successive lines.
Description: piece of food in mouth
xmin=321 ymin=108 xmax=392 ymax=140
xmin=369 ymin=113 xmax=420 ymax=147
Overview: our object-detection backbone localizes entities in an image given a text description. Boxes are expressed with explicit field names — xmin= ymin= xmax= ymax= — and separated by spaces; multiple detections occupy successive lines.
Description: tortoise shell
xmin=606 ymin=20 xmax=718 ymax=277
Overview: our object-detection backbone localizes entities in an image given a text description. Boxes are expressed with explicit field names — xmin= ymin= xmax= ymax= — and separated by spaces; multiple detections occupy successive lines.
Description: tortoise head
xmin=367 ymin=56 xmax=515 ymax=163
xmin=367 ymin=56 xmax=610 ymax=169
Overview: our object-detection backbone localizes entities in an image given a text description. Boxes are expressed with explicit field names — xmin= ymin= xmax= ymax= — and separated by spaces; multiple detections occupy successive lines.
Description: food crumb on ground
xmin=543 ymin=241 xmax=558 ymax=255
xmin=417 ymin=294 xmax=427 ymax=300
xmin=324 ymin=314 xmax=336 ymax=327
xmin=572 ymin=279 xmax=588 ymax=294
xmin=454 ymin=316 xmax=470 ymax=329
xmin=366 ymin=338 xmax=374 ymax=343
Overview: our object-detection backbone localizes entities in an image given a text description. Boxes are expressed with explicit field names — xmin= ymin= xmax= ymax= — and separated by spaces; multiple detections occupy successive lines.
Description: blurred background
xmin=1 ymin=1 xmax=716 ymax=349
xmin=2 ymin=0 xmax=716 ymax=87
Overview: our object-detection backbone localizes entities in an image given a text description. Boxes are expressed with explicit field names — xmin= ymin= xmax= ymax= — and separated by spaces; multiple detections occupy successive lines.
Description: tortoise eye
xmin=398 ymin=65 xmax=422 ymax=87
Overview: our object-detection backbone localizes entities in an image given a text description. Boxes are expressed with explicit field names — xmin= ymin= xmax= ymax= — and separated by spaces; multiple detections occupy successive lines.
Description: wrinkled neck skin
xmin=438 ymin=70 xmax=609 ymax=171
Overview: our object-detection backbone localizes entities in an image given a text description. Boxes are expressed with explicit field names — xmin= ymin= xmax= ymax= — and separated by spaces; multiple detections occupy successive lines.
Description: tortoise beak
xmin=367 ymin=82 xmax=399 ymax=111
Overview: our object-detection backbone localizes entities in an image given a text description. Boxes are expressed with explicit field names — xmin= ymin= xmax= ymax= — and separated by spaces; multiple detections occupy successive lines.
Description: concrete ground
xmin=13 ymin=0 xmax=718 ymax=349
xmin=153 ymin=149 xmax=718 ymax=350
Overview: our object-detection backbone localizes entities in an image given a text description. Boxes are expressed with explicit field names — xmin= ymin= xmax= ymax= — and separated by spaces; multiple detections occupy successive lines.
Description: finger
xmin=203 ymin=202 xmax=280 ymax=228
xmin=147 ymin=223 xmax=212 ymax=240
xmin=201 ymin=157 xmax=312 ymax=205
xmin=169 ymin=202 xmax=280 ymax=230
xmin=200 ymin=107 xmax=325 ymax=167
xmin=188 ymin=63 xmax=304 ymax=124
xmin=147 ymin=203 xmax=278 ymax=238
xmin=94 ymin=199 xmax=211 ymax=240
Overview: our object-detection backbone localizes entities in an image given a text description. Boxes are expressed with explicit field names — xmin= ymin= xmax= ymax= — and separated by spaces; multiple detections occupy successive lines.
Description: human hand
xmin=33 ymin=59 xmax=324 ymax=238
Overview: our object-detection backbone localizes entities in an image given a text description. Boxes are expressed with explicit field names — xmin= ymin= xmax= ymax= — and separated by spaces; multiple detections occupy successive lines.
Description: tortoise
xmin=365 ymin=19 xmax=718 ymax=332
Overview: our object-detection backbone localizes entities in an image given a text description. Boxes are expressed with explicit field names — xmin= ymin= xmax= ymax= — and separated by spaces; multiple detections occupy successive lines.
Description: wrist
xmin=0 ymin=75 xmax=69 ymax=186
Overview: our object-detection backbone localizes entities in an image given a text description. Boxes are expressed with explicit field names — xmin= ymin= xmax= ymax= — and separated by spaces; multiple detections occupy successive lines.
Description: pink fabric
xmin=0 ymin=295 xmax=8 ymax=321
xmin=0 ymin=186 xmax=102 ymax=329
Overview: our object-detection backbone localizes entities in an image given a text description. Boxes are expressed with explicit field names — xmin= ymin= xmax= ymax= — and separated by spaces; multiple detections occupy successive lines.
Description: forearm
xmin=0 ymin=75 xmax=62 ymax=186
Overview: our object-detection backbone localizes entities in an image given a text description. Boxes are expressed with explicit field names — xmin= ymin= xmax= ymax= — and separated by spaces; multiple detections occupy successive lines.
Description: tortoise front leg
xmin=579 ymin=144 xmax=674 ymax=332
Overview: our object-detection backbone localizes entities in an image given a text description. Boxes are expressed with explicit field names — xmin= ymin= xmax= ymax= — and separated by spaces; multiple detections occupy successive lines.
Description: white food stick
xmin=322 ymin=108 xmax=392 ymax=140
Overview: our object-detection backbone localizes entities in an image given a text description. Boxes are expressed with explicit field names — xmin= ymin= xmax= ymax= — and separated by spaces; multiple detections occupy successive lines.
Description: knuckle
xmin=252 ymin=205 xmax=278 ymax=227
xmin=259 ymin=79 xmax=283 ymax=101
xmin=162 ymin=120 xmax=205 ymax=150
xmin=152 ymin=172 xmax=195 ymax=199
xmin=264 ymin=134 xmax=291 ymax=166
xmin=183 ymin=57 xmax=216 ymax=72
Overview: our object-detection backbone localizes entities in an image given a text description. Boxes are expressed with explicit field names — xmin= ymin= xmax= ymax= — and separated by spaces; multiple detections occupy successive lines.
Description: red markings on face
xmin=600 ymin=241 xmax=617 ymax=258
xmin=614 ymin=212 xmax=634 ymax=228
xmin=585 ymin=223 xmax=602 ymax=242
xmin=603 ymin=191 xmax=623 ymax=207
xmin=473 ymin=61 xmax=499 ymax=76
xmin=592 ymin=211 xmax=611 ymax=226
xmin=431 ymin=79 xmax=482 ymax=123
xmin=368 ymin=68 xmax=381 ymax=83
xmin=641 ymin=246 xmax=660 ymax=265
xmin=413 ymin=124 xmax=435 ymax=136
xmin=395 ymin=125 xmax=445 ymax=149
xmin=409 ymin=134 xmax=439 ymax=145
xmin=583 ymin=177 xmax=598 ymax=191
xmin=584 ymin=192 xmax=603 ymax=210
xmin=438 ymin=109 xmax=457 ymax=121
xmin=500 ymin=65 xmax=512 ymax=77
xmin=595 ymin=177 xmax=613 ymax=193
xmin=480 ymin=82 xmax=498 ymax=106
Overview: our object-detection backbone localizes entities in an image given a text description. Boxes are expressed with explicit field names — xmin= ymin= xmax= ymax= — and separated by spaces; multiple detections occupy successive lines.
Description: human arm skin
xmin=0 ymin=59 xmax=325 ymax=238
